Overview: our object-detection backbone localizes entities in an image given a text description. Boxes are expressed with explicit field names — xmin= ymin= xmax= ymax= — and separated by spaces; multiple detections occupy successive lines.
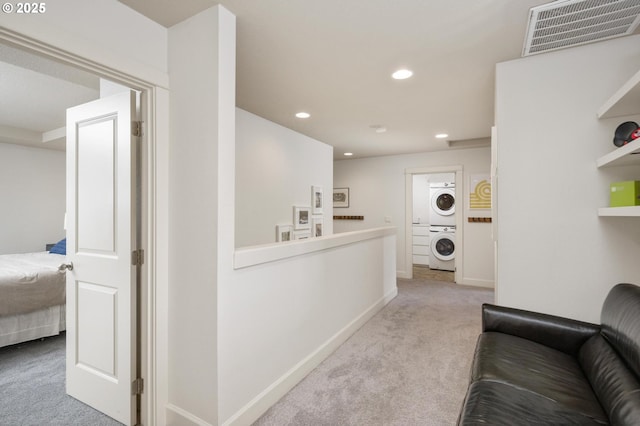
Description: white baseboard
xmin=166 ymin=403 xmax=213 ymax=426
xmin=222 ymin=286 xmax=399 ymax=426
xmin=459 ymin=278 xmax=494 ymax=289
xmin=396 ymin=269 xmax=410 ymax=279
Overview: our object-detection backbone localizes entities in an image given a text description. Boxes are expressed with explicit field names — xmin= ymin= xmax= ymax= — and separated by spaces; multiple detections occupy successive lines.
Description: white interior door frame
xmin=404 ymin=165 xmax=464 ymax=283
xmin=0 ymin=28 xmax=169 ymax=426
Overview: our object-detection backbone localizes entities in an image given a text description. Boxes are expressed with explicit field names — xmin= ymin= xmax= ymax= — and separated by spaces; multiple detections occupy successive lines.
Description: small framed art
xmin=312 ymin=185 xmax=323 ymax=214
xmin=276 ymin=224 xmax=293 ymax=242
xmin=312 ymin=217 xmax=324 ymax=237
xmin=293 ymin=206 xmax=311 ymax=230
xmin=333 ymin=187 xmax=349 ymax=208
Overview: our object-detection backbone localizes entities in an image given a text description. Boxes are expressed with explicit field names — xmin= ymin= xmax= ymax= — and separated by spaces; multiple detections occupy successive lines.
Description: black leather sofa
xmin=458 ymin=283 xmax=640 ymax=425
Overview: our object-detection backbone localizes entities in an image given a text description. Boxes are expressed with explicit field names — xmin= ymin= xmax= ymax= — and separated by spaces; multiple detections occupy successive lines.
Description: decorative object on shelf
xmin=333 ymin=215 xmax=364 ymax=220
xmin=294 ymin=230 xmax=311 ymax=240
xmin=312 ymin=185 xmax=323 ymax=214
xmin=276 ymin=224 xmax=293 ymax=242
xmin=311 ymin=217 xmax=324 ymax=237
xmin=333 ymin=187 xmax=350 ymax=208
xmin=293 ymin=206 xmax=311 ymax=230
xmin=613 ymin=121 xmax=640 ymax=147
xmin=468 ymin=217 xmax=492 ymax=223
xmin=610 ymin=181 xmax=640 ymax=207
xmin=469 ymin=174 xmax=492 ymax=210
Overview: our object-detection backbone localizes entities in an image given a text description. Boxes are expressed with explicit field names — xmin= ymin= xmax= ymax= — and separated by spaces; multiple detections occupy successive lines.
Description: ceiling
xmin=3 ymin=0 xmax=637 ymax=158
xmin=120 ymin=0 xmax=552 ymax=159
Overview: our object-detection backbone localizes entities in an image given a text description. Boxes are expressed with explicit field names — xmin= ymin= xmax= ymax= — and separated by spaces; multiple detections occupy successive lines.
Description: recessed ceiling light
xmin=295 ymin=112 xmax=310 ymax=118
xmin=392 ymin=69 xmax=413 ymax=80
xmin=344 ymin=152 xmax=353 ymax=156
xmin=370 ymin=124 xmax=387 ymax=133
xmin=435 ymin=133 xmax=449 ymax=139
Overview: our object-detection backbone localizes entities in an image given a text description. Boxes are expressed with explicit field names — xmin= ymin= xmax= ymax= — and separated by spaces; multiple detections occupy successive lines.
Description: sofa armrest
xmin=482 ymin=304 xmax=600 ymax=356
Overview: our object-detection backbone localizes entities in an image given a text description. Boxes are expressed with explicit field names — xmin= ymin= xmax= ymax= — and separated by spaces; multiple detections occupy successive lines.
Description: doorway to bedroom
xmin=0 ymin=42 xmax=146 ymax=425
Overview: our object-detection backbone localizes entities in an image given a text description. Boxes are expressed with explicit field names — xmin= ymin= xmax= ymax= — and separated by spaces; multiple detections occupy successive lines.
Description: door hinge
xmin=132 ymin=249 xmax=144 ymax=266
xmin=132 ymin=378 xmax=144 ymax=395
xmin=132 ymin=120 xmax=143 ymax=137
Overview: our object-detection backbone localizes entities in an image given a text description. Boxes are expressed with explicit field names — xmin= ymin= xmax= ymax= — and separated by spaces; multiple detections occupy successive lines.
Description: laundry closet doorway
xmin=405 ymin=166 xmax=463 ymax=282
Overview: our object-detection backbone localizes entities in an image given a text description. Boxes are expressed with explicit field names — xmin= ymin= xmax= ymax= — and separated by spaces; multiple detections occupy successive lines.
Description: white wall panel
xmin=235 ymin=109 xmax=333 ymax=247
xmin=495 ymin=35 xmax=640 ymax=322
xmin=0 ymin=143 xmax=65 ymax=254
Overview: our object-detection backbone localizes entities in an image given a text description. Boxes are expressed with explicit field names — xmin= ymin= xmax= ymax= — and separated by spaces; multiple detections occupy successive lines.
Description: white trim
xmin=404 ymin=166 xmax=464 ymax=283
xmin=166 ymin=404 xmax=214 ymax=426
xmin=234 ymin=226 xmax=396 ymax=269
xmin=0 ymin=26 xmax=168 ymax=89
xmin=0 ymin=28 xmax=168 ymax=426
xmin=459 ymin=278 xmax=495 ymax=289
xmin=222 ymin=287 xmax=398 ymax=426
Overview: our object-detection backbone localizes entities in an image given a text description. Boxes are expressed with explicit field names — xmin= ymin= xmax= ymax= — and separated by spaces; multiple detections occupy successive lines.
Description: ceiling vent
xmin=523 ymin=0 xmax=640 ymax=56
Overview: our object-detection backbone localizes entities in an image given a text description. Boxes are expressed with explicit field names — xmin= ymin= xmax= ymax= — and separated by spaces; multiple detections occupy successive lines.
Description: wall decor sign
xmin=293 ymin=206 xmax=311 ymax=230
xmin=276 ymin=224 xmax=293 ymax=242
xmin=469 ymin=174 xmax=491 ymax=210
xmin=333 ymin=187 xmax=349 ymax=208
xmin=312 ymin=185 xmax=323 ymax=214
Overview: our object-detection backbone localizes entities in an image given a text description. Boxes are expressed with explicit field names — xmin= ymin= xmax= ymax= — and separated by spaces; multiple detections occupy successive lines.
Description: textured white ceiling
xmin=8 ymin=1 xmax=635 ymax=158
xmin=0 ymin=44 xmax=99 ymax=150
xmin=118 ymin=0 xmax=552 ymax=158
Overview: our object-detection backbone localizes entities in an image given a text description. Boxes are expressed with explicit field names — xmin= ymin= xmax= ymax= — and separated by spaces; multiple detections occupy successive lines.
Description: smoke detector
xmin=523 ymin=0 xmax=640 ymax=56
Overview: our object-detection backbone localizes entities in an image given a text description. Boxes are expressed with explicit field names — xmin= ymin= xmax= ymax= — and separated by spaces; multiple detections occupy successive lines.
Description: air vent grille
xmin=523 ymin=0 xmax=640 ymax=56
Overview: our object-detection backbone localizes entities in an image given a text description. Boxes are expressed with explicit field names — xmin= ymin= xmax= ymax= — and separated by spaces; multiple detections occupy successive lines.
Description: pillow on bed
xmin=49 ymin=238 xmax=66 ymax=255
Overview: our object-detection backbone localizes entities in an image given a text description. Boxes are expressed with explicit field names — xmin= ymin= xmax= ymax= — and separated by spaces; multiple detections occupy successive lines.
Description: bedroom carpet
xmin=253 ymin=278 xmax=494 ymax=426
xmin=0 ymin=332 xmax=122 ymax=426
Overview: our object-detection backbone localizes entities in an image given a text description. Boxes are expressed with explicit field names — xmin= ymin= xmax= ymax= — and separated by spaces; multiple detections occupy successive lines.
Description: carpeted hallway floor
xmin=253 ymin=278 xmax=494 ymax=426
xmin=0 ymin=278 xmax=492 ymax=425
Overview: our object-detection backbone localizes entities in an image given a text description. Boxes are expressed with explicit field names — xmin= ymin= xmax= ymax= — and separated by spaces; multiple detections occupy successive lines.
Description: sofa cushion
xmin=580 ymin=334 xmax=640 ymax=425
xmin=471 ymin=332 xmax=607 ymax=423
xmin=601 ymin=283 xmax=640 ymax=379
xmin=459 ymin=381 xmax=608 ymax=426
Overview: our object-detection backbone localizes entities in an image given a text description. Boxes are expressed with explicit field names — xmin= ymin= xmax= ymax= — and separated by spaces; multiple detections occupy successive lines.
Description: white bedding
xmin=0 ymin=252 xmax=66 ymax=317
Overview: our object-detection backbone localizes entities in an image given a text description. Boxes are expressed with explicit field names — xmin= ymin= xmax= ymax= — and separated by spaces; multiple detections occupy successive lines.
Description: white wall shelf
xmin=598 ymin=206 xmax=640 ymax=217
xmin=596 ymin=138 xmax=640 ymax=168
xmin=597 ymin=67 xmax=640 ymax=216
xmin=598 ymin=68 xmax=640 ymax=119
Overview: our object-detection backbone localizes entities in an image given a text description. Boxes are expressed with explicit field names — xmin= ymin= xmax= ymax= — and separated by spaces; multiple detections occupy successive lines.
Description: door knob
xmin=58 ymin=262 xmax=74 ymax=272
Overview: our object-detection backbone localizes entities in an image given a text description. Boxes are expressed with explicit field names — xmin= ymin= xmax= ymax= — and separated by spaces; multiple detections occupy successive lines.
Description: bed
xmin=0 ymin=250 xmax=67 ymax=348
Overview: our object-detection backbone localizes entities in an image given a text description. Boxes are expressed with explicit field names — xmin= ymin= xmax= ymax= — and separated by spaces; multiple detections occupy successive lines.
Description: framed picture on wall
xmin=276 ymin=224 xmax=293 ymax=242
xmin=311 ymin=217 xmax=324 ymax=237
xmin=312 ymin=185 xmax=323 ymax=214
xmin=293 ymin=206 xmax=311 ymax=230
xmin=333 ymin=187 xmax=349 ymax=208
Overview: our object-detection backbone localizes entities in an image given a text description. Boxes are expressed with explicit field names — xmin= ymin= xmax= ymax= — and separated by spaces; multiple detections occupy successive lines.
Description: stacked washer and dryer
xmin=429 ymin=182 xmax=456 ymax=271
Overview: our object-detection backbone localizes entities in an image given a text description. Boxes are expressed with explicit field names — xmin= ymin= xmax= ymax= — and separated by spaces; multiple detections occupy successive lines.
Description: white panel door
xmin=65 ymin=91 xmax=138 ymax=425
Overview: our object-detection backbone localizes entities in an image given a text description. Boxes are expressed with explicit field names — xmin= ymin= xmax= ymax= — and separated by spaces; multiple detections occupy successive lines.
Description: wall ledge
xmin=234 ymin=226 xmax=396 ymax=269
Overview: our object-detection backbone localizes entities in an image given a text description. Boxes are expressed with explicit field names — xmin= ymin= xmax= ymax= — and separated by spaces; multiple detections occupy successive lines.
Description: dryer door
xmin=431 ymin=233 xmax=455 ymax=261
xmin=431 ymin=188 xmax=455 ymax=216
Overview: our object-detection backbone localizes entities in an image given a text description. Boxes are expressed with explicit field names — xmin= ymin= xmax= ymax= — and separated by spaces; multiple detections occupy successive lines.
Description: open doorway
xmin=411 ymin=172 xmax=456 ymax=282
xmin=404 ymin=166 xmax=464 ymax=283
xmin=0 ymin=42 xmax=147 ymax=426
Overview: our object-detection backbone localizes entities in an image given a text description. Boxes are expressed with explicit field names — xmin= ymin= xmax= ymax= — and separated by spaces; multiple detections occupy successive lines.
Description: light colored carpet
xmin=0 ymin=332 xmax=122 ymax=426
xmin=253 ymin=279 xmax=494 ymax=426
